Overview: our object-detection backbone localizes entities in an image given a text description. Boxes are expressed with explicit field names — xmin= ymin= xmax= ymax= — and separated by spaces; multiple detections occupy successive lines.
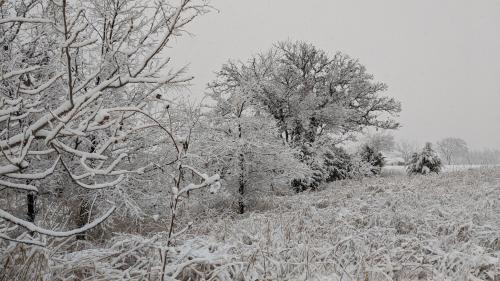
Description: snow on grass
xmin=2 ymin=168 xmax=499 ymax=280
xmin=187 ymin=167 xmax=500 ymax=280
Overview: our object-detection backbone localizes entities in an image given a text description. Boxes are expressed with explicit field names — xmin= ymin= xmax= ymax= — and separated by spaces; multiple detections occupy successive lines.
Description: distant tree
xmin=436 ymin=137 xmax=469 ymax=165
xmin=467 ymin=148 xmax=500 ymax=165
xmin=395 ymin=140 xmax=419 ymax=164
xmin=363 ymin=132 xmax=395 ymax=152
xmin=407 ymin=143 xmax=442 ymax=175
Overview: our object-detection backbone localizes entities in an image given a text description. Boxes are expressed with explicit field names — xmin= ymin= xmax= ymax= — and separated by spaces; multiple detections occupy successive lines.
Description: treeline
xmin=395 ymin=137 xmax=500 ymax=166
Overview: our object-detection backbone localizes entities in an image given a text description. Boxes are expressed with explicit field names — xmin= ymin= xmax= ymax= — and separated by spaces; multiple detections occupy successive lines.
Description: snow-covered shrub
xmin=293 ymin=144 xmax=383 ymax=190
xmin=290 ymin=143 xmax=325 ymax=192
xmin=346 ymin=154 xmax=377 ymax=179
xmin=359 ymin=144 xmax=386 ymax=175
xmin=0 ymin=5 xmax=224 ymax=281
xmin=407 ymin=142 xmax=443 ymax=175
xmin=323 ymin=146 xmax=352 ymax=182
xmin=291 ymin=176 xmax=318 ymax=193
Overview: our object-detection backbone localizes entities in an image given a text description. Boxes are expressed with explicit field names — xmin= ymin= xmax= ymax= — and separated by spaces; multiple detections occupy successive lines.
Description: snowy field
xmin=175 ymin=167 xmax=500 ymax=280
xmin=3 ymin=168 xmax=500 ymax=280
xmin=382 ymin=164 xmax=499 ymax=176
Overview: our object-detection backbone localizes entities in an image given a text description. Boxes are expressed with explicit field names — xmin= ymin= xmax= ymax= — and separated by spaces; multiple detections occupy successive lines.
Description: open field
xmin=382 ymin=165 xmax=500 ymax=176
xmin=178 ymin=167 xmax=500 ymax=280
xmin=2 ymin=168 xmax=499 ymax=280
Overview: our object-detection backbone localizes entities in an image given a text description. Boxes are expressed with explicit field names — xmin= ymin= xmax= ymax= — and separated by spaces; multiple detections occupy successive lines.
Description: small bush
xmin=359 ymin=145 xmax=386 ymax=175
xmin=291 ymin=144 xmax=325 ymax=192
xmin=291 ymin=177 xmax=313 ymax=193
xmin=323 ymin=147 xmax=352 ymax=182
xmin=407 ymin=142 xmax=442 ymax=175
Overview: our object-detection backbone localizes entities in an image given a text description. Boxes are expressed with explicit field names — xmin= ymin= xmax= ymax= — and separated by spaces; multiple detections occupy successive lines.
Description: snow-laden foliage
xmin=407 ymin=142 xmax=443 ymax=175
xmin=1 ymin=233 xmax=236 ymax=280
xmin=289 ymin=143 xmax=377 ymax=192
xmin=1 ymin=0 xmax=217 ymax=256
xmin=204 ymin=88 xmax=311 ymax=212
xmin=208 ymin=40 xmax=401 ymax=191
xmin=209 ymin=40 xmax=401 ymax=147
xmin=359 ymin=144 xmax=386 ymax=175
xmin=293 ymin=143 xmax=380 ymax=192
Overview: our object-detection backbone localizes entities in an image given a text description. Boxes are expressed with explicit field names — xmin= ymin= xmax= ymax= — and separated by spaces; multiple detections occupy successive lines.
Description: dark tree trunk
xmin=237 ymin=122 xmax=245 ymax=214
xmin=26 ymin=192 xmax=37 ymax=223
xmin=238 ymin=151 xmax=245 ymax=214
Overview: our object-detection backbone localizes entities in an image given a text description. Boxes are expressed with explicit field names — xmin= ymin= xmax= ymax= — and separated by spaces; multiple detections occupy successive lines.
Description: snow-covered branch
xmin=0 ymin=0 xmax=212 ymax=247
xmin=0 ymin=66 xmax=41 ymax=81
xmin=0 ymin=206 xmax=116 ymax=237
xmin=0 ymin=17 xmax=54 ymax=24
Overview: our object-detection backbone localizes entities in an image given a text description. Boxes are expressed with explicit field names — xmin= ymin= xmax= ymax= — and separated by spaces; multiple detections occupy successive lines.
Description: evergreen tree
xmin=359 ymin=145 xmax=386 ymax=175
xmin=407 ymin=143 xmax=442 ymax=175
xmin=323 ymin=147 xmax=352 ymax=181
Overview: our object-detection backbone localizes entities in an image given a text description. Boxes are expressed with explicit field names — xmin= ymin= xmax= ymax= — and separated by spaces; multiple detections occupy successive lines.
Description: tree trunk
xmin=26 ymin=192 xmax=37 ymax=223
xmin=237 ymin=122 xmax=245 ymax=214
xmin=238 ymin=151 xmax=245 ymax=214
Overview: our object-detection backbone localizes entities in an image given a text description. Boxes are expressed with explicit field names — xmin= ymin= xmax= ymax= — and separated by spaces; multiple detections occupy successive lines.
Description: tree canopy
xmin=209 ymin=40 xmax=401 ymax=146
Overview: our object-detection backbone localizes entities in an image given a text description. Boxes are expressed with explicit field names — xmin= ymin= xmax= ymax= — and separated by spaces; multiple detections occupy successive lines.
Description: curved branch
xmin=0 ymin=206 xmax=116 ymax=237
xmin=6 ymin=156 xmax=60 ymax=179
xmin=0 ymin=179 xmax=38 ymax=192
xmin=0 ymin=233 xmax=46 ymax=247
xmin=74 ymin=174 xmax=124 ymax=190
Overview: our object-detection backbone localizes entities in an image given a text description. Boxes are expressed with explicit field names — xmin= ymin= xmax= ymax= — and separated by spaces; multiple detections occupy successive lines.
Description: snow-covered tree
xmin=407 ymin=142 xmax=442 ymax=175
xmin=209 ymin=40 xmax=400 ymax=188
xmin=358 ymin=144 xmax=385 ymax=175
xmin=210 ymin=40 xmax=401 ymax=147
xmin=323 ymin=146 xmax=352 ymax=181
xmin=205 ymin=88 xmax=309 ymax=213
xmin=0 ymin=0 xmax=214 ymax=247
xmin=395 ymin=140 xmax=419 ymax=164
xmin=362 ymin=132 xmax=395 ymax=153
xmin=436 ymin=137 xmax=469 ymax=165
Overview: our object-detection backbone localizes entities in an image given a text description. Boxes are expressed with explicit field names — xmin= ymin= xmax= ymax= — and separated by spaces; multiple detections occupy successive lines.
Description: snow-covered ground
xmin=181 ymin=167 xmax=500 ymax=280
xmin=3 ymin=168 xmax=499 ymax=280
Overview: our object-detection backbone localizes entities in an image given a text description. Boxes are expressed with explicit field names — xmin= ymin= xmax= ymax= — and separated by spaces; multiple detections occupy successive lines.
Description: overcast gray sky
xmin=169 ymin=0 xmax=500 ymax=150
